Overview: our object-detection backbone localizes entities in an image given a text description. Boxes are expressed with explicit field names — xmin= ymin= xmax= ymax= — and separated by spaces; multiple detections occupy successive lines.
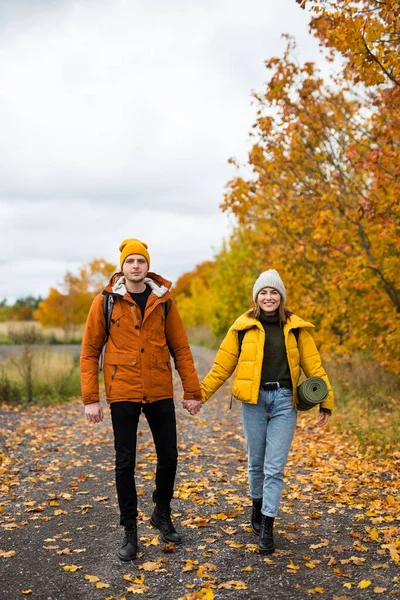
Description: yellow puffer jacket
xmin=201 ymin=312 xmax=334 ymax=411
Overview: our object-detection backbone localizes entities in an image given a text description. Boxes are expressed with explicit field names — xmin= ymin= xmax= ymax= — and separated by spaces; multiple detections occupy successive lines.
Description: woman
xmin=183 ymin=269 xmax=333 ymax=555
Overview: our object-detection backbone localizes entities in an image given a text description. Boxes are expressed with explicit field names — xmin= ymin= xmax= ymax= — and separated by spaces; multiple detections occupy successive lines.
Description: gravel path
xmin=0 ymin=346 xmax=399 ymax=600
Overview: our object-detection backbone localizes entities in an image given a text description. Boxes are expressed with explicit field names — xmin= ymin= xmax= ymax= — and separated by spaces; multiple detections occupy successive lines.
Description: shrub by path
xmin=0 ymin=346 xmax=399 ymax=600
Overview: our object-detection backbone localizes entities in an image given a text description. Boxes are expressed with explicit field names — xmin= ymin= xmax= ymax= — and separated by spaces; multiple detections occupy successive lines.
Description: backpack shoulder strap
xmin=100 ymin=295 xmax=114 ymax=372
xmin=163 ymin=299 xmax=170 ymax=321
xmin=237 ymin=329 xmax=246 ymax=355
xmin=163 ymin=300 xmax=175 ymax=361
xmin=103 ymin=294 xmax=115 ymax=340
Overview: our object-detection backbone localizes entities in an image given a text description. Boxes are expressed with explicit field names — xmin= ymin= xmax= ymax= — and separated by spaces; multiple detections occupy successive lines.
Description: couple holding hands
xmin=80 ymin=238 xmax=333 ymax=561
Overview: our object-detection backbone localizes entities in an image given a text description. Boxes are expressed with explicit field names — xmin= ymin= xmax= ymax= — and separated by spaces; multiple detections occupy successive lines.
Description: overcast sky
xmin=0 ymin=0 xmax=326 ymax=303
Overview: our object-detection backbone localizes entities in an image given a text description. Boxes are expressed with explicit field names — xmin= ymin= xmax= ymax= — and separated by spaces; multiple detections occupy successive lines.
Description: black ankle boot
xmin=118 ymin=521 xmax=138 ymax=561
xmin=259 ymin=515 xmax=275 ymax=555
xmin=150 ymin=504 xmax=182 ymax=544
xmin=251 ymin=498 xmax=262 ymax=535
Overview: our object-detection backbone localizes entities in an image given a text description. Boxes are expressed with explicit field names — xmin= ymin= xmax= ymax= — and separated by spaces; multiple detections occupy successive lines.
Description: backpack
xmin=99 ymin=294 xmax=170 ymax=371
xmin=237 ymin=327 xmax=300 ymax=355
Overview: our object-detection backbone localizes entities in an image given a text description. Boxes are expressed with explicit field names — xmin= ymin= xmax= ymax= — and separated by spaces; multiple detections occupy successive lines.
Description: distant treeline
xmin=0 ymin=296 xmax=42 ymax=322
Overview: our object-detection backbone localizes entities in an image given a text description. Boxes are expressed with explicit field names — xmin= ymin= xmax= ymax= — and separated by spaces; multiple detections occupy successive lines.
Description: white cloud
xmin=0 ymin=198 xmax=232 ymax=301
xmin=0 ymin=0 xmax=325 ymax=302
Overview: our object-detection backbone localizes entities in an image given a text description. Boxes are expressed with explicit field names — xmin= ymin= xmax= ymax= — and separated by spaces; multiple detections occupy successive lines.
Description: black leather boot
xmin=150 ymin=504 xmax=182 ymax=544
xmin=118 ymin=521 xmax=138 ymax=561
xmin=259 ymin=515 xmax=275 ymax=555
xmin=251 ymin=498 xmax=262 ymax=535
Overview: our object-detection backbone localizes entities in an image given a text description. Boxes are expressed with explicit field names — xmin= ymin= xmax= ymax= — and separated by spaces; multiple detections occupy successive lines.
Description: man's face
xmin=122 ymin=254 xmax=149 ymax=283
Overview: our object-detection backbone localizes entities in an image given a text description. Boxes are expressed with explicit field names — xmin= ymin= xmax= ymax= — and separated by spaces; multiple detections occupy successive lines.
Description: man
xmin=80 ymin=238 xmax=201 ymax=561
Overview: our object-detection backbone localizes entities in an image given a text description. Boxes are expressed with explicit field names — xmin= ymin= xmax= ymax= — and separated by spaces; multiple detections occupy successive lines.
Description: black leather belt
xmin=260 ymin=382 xmax=280 ymax=391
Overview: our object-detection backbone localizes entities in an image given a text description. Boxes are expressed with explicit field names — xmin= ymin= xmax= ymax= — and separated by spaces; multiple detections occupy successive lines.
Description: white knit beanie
xmin=253 ymin=269 xmax=286 ymax=302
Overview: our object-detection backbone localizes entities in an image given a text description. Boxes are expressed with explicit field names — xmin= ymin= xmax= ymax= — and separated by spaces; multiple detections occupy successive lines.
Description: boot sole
xmin=150 ymin=516 xmax=183 ymax=545
xmin=118 ymin=551 xmax=137 ymax=561
xmin=259 ymin=545 xmax=275 ymax=555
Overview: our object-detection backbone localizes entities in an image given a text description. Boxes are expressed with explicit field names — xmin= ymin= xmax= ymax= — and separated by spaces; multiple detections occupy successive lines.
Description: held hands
xmin=182 ymin=399 xmax=203 ymax=416
xmin=85 ymin=401 xmax=104 ymax=424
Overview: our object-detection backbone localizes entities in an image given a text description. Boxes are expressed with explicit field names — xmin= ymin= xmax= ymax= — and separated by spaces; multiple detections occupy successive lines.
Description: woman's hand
xmin=182 ymin=400 xmax=203 ymax=416
xmin=315 ymin=412 xmax=330 ymax=427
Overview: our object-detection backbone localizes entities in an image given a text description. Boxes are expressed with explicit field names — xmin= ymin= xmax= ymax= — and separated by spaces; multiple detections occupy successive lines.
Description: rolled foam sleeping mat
xmin=297 ymin=376 xmax=328 ymax=411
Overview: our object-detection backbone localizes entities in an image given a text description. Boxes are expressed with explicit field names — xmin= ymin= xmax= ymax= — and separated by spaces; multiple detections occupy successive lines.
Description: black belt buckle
xmin=261 ymin=382 xmax=280 ymax=391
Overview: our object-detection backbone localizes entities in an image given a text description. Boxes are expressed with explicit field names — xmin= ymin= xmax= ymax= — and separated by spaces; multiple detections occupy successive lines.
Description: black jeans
xmin=110 ymin=399 xmax=178 ymax=527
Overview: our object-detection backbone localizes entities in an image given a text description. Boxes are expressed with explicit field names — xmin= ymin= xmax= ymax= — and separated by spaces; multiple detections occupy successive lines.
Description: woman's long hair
xmin=247 ymin=291 xmax=292 ymax=327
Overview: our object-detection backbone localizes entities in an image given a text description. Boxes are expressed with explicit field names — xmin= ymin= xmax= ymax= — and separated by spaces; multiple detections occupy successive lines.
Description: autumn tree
xmin=172 ymin=261 xmax=216 ymax=329
xmin=220 ymin=35 xmax=400 ymax=371
xmin=209 ymin=230 xmax=265 ymax=338
xmin=35 ymin=259 xmax=116 ymax=339
xmin=298 ymin=0 xmax=400 ymax=87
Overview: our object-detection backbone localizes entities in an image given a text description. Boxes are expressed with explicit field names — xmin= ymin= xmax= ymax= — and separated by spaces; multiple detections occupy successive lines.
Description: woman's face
xmin=257 ymin=287 xmax=281 ymax=313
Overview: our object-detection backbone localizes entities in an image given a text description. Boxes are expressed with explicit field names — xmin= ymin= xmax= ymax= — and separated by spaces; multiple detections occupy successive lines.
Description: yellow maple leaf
xmin=182 ymin=559 xmax=198 ymax=572
xmin=0 ymin=550 xmax=16 ymax=558
xmin=146 ymin=535 xmax=160 ymax=547
xmin=310 ymin=540 xmax=329 ymax=549
xmin=218 ymin=581 xmax=247 ymax=590
xmin=307 ymin=588 xmax=324 ymax=595
xmin=62 ymin=565 xmax=82 ymax=572
xmin=139 ymin=561 xmax=164 ymax=572
xmin=225 ymin=541 xmax=244 ymax=548
xmin=84 ymin=575 xmax=99 ymax=582
xmin=368 ymin=528 xmax=380 ymax=541
xmin=197 ymin=589 xmax=215 ymax=600
xmin=358 ymin=580 xmax=371 ymax=589
xmin=373 ymin=588 xmax=387 ymax=594
xmin=353 ymin=541 xmax=368 ymax=552
xmin=94 ymin=582 xmax=110 ymax=589
xmin=21 ymin=591 xmax=32 ymax=596
xmin=287 ymin=560 xmax=300 ymax=571
xmin=126 ymin=585 xmax=149 ymax=594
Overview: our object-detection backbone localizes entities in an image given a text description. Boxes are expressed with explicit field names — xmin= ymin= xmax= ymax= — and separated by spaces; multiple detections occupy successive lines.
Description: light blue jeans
xmin=242 ymin=387 xmax=297 ymax=517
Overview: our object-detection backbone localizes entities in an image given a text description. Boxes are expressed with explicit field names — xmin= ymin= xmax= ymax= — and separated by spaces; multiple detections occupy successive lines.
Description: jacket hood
xmin=232 ymin=311 xmax=314 ymax=332
xmin=104 ymin=271 xmax=171 ymax=298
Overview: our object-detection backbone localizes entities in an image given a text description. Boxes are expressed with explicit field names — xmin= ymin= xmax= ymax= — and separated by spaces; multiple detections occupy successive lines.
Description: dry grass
xmin=0 ymin=347 xmax=81 ymax=404
xmin=0 ymin=320 xmax=84 ymax=343
xmin=325 ymin=353 xmax=400 ymax=457
xmin=3 ymin=348 xmax=78 ymax=383
xmin=186 ymin=325 xmax=222 ymax=350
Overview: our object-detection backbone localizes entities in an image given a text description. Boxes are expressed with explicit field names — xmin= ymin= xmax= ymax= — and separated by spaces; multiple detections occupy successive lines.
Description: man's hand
xmin=85 ymin=402 xmax=104 ymax=424
xmin=182 ymin=400 xmax=202 ymax=416
xmin=315 ymin=411 xmax=330 ymax=427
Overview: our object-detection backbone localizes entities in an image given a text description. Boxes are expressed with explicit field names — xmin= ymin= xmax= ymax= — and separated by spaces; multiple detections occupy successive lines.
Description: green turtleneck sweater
xmin=259 ymin=311 xmax=292 ymax=389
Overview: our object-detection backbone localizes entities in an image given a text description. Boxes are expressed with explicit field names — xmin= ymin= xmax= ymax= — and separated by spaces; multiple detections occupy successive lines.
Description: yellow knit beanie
xmin=119 ymin=238 xmax=150 ymax=269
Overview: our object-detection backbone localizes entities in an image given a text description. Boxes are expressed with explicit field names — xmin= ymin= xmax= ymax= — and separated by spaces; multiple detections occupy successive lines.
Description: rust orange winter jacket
xmin=80 ymin=272 xmax=201 ymax=405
